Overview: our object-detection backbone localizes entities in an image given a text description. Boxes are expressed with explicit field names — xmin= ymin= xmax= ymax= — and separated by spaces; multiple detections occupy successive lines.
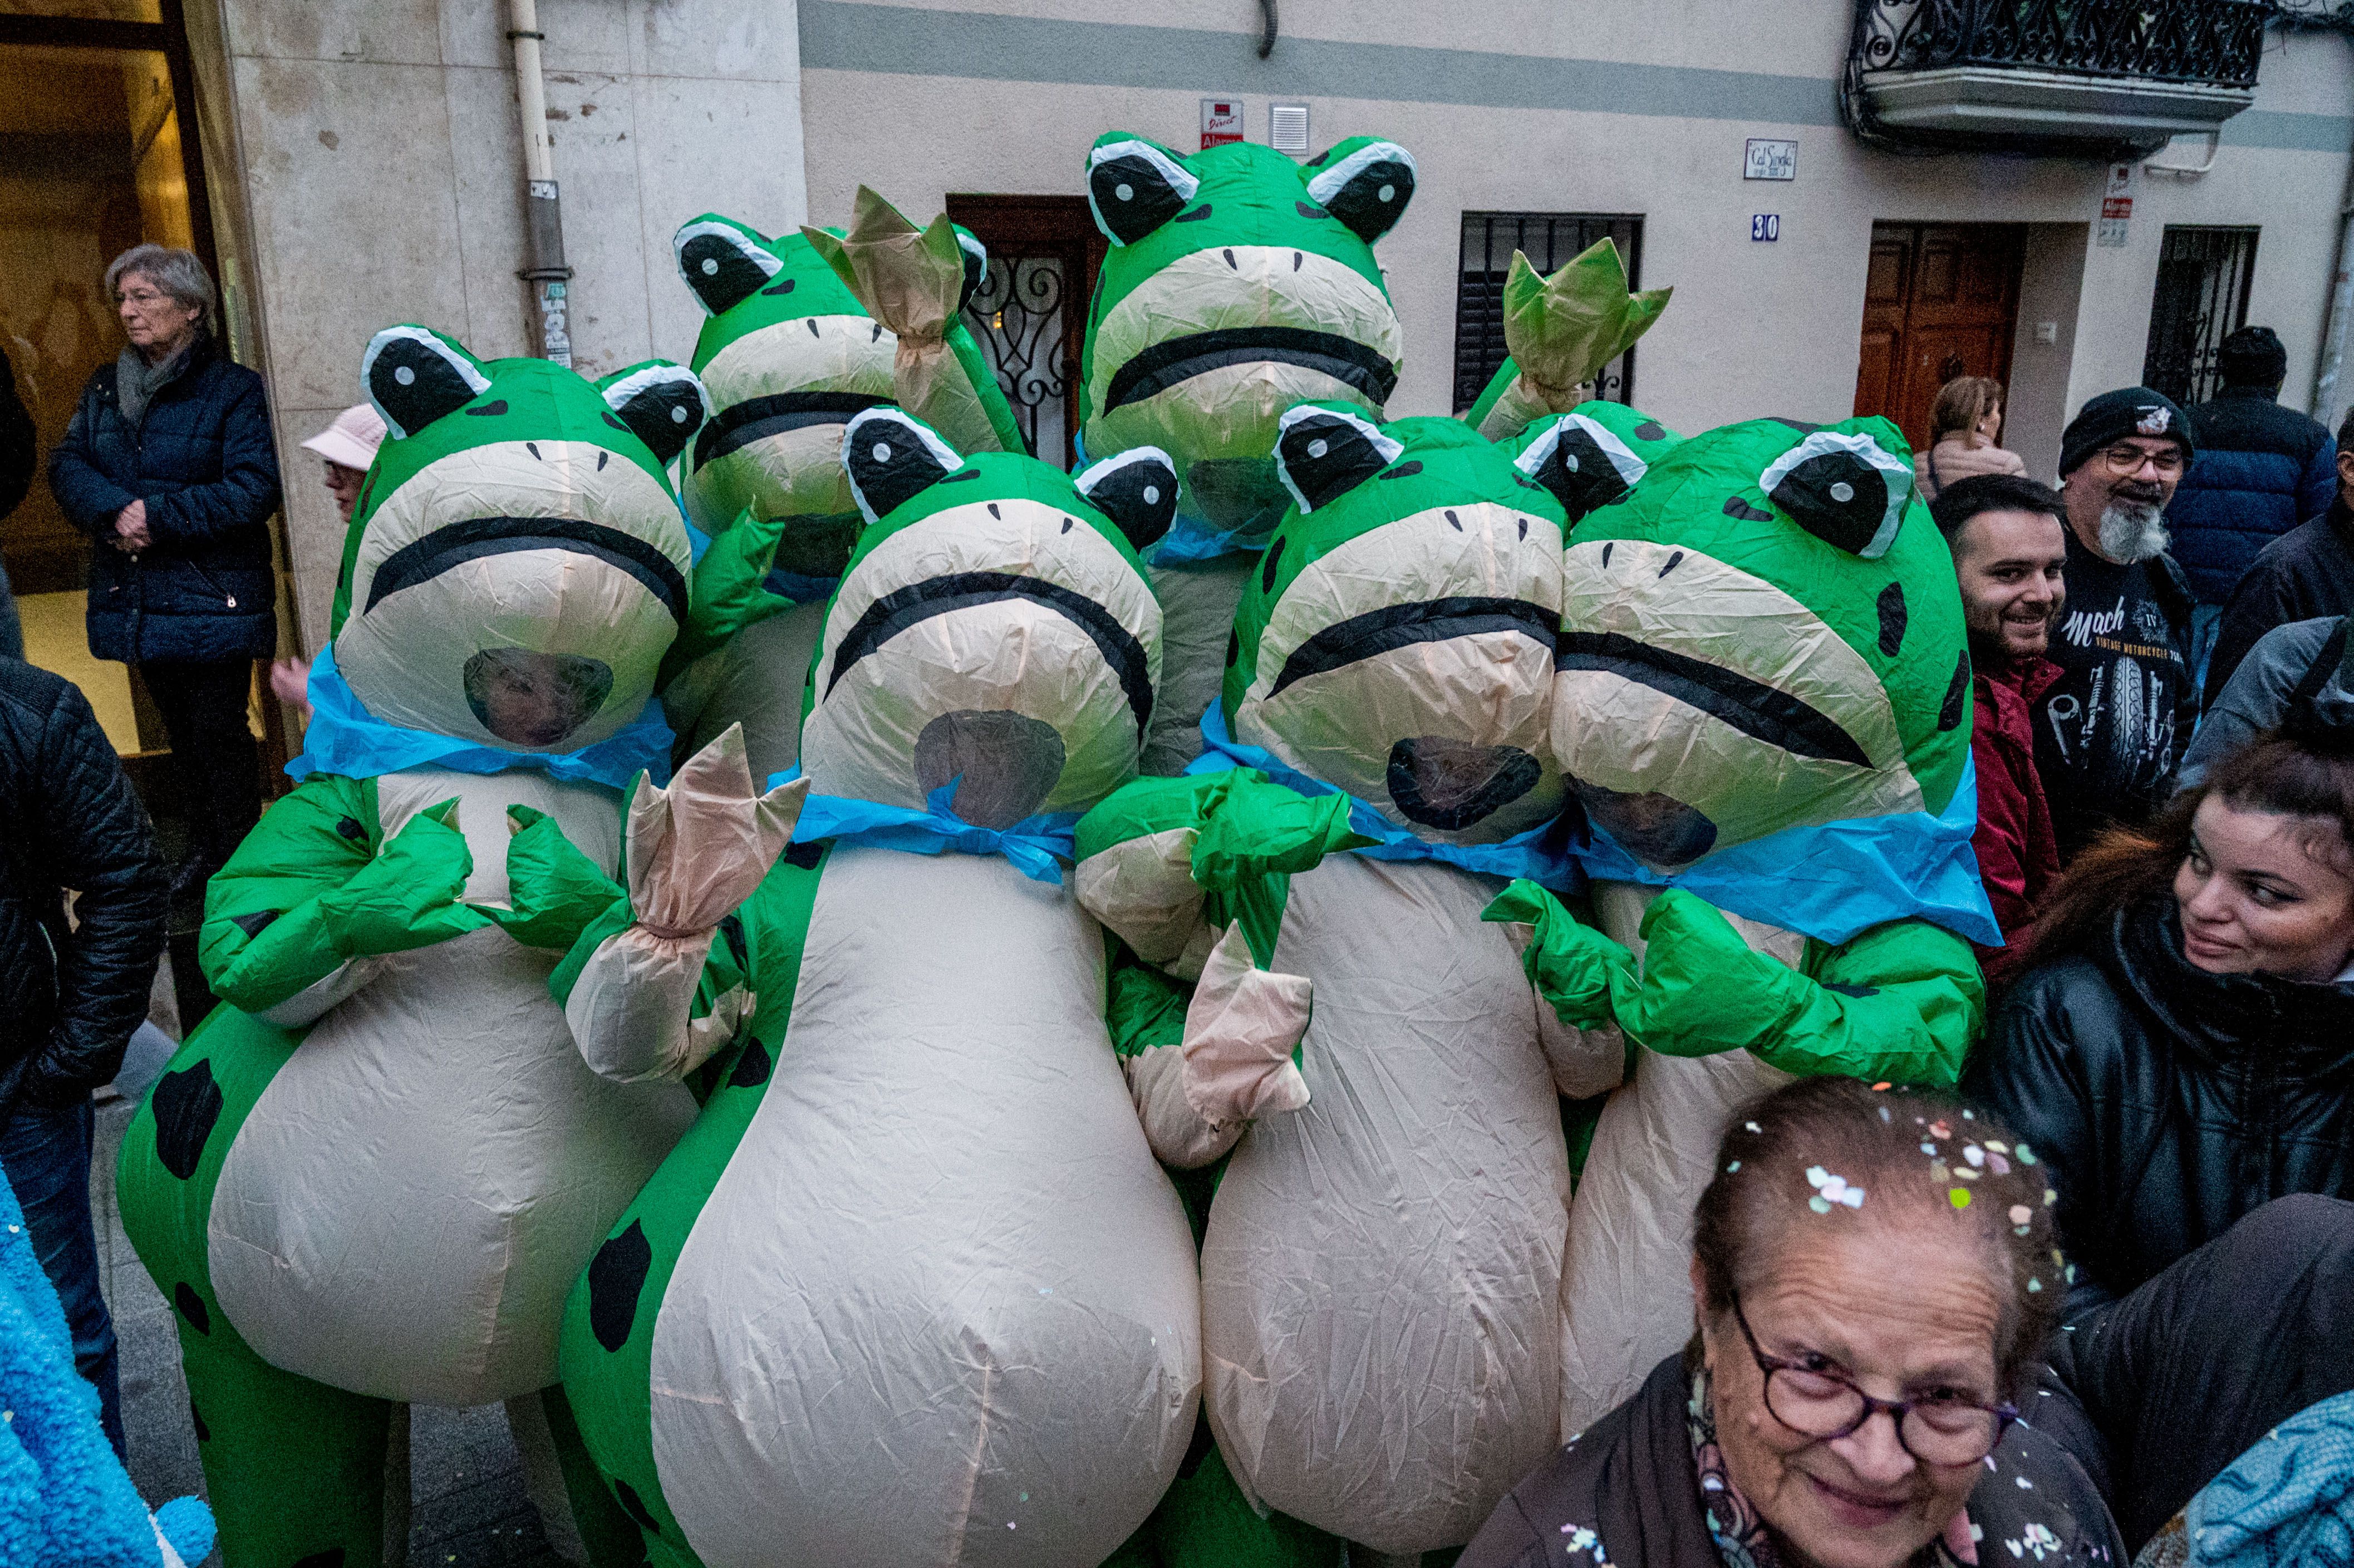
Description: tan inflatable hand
xmin=801 ymin=188 xmax=1008 ymax=454
xmin=1181 ymin=923 xmax=1313 ymax=1126
xmin=624 ymin=724 xmax=808 ymax=938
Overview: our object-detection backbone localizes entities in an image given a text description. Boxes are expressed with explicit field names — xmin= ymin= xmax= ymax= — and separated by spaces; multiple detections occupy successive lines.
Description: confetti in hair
xmin=1805 ymin=1166 xmax=1866 ymax=1210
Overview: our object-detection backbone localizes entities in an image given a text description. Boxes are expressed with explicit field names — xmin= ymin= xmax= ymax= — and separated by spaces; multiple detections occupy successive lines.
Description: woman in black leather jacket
xmin=1968 ymin=729 xmax=2354 ymax=1321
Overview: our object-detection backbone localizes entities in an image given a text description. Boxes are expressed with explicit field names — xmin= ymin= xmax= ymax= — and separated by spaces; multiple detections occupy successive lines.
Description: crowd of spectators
xmin=5 ymin=244 xmax=2354 ymax=1565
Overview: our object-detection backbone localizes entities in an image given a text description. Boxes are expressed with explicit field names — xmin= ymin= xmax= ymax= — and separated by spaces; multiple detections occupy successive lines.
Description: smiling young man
xmin=1931 ymin=474 xmax=2071 ymax=946
xmin=2033 ymin=388 xmax=2200 ymax=862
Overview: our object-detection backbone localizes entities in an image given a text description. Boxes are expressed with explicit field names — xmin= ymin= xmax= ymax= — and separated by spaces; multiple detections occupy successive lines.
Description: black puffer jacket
xmin=46 ymin=332 xmax=281 ymax=664
xmin=0 ymin=658 xmax=166 ymax=1122
xmin=1969 ymin=895 xmax=2354 ymax=1317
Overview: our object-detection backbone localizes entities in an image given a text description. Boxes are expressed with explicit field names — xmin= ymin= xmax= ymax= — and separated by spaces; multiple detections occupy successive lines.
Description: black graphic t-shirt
xmin=2033 ymin=532 xmax=2198 ymax=861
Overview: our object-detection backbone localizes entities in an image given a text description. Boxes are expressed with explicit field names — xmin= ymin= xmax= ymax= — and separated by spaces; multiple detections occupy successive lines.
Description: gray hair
xmin=105 ymin=244 xmax=218 ymax=336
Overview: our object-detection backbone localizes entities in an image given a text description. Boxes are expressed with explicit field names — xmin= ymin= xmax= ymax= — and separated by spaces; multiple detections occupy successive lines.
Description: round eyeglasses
xmin=1732 ymin=1296 xmax=2017 ymax=1467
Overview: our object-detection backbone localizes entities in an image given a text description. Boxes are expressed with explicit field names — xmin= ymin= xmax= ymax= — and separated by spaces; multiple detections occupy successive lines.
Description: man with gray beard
xmin=2033 ymin=386 xmax=2200 ymax=860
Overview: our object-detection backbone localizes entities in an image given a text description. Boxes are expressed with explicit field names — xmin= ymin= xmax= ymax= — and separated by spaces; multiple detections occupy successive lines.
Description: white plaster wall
xmin=214 ymin=0 xmax=808 ymax=654
xmin=798 ymin=5 xmax=2354 ymax=458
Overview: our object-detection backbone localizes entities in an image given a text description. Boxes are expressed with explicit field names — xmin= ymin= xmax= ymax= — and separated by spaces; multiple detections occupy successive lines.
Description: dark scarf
xmin=114 ymin=332 xmax=201 ymax=432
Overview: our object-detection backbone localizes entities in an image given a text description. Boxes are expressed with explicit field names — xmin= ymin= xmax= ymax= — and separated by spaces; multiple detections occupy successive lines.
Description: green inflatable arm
xmin=1493 ymin=883 xmax=1982 ymax=1085
xmin=200 ymin=776 xmax=489 ymax=1015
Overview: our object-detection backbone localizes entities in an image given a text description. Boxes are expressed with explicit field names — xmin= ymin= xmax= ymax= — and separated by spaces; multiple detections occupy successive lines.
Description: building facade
xmin=1 ymin=0 xmax=2346 ymax=751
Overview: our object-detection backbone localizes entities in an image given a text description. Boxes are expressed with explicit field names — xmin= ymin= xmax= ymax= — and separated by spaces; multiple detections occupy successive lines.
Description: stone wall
xmin=200 ymin=0 xmax=808 ymax=655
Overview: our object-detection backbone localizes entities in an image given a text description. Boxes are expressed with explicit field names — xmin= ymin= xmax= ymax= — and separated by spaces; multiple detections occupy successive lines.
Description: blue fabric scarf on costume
xmin=288 ymin=643 xmax=676 ymax=790
xmin=1570 ymin=758 xmax=2002 ymax=949
xmin=1188 ymin=701 xmax=1585 ymax=892
xmin=767 ymin=767 xmax=1079 ymax=885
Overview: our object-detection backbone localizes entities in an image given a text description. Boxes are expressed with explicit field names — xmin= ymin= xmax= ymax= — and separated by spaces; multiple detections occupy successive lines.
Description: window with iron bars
xmin=1454 ymin=212 xmax=1645 ymax=414
xmin=2141 ymin=225 xmax=2259 ymax=407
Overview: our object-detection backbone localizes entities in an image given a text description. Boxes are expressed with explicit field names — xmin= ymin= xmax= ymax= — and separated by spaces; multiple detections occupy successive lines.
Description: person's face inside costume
xmin=463 ymin=647 xmax=614 ymax=750
xmin=1951 ymin=507 xmax=2066 ymax=666
xmin=1692 ymin=1221 xmax=2003 ymax=1568
xmin=323 ymin=460 xmax=365 ymax=523
xmin=116 ymin=272 xmax=201 ymax=365
xmin=2175 ymin=795 xmax=2354 ymax=982
xmin=2060 ymin=436 xmax=2181 ymax=564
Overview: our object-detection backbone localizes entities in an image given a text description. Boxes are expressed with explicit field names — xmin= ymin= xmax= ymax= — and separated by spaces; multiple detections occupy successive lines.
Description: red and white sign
xmin=1201 ymin=100 xmax=1244 ymax=150
xmin=2102 ymin=196 xmax=2134 ymax=222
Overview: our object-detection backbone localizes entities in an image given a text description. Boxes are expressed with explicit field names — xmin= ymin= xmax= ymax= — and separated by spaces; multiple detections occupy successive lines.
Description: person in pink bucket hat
xmin=274 ymin=404 xmax=387 ymax=719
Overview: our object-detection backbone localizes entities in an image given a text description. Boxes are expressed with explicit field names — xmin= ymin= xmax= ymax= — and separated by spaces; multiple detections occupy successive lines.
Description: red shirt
xmin=1972 ymin=655 xmax=2065 ymax=952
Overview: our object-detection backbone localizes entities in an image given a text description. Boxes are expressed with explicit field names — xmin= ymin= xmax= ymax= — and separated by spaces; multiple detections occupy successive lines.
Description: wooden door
xmin=1852 ymin=223 xmax=2025 ymax=454
xmin=942 ymin=194 xmax=1105 ymax=472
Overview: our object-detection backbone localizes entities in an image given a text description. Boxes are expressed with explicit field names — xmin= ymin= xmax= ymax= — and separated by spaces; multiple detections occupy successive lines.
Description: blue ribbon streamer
xmin=1567 ymin=759 xmax=2003 ymax=949
xmin=288 ymin=642 xmax=676 ymax=790
xmin=1144 ymin=510 xmax=1277 ymax=567
xmin=766 ymin=768 xmax=1079 ymax=884
xmin=1187 ymin=701 xmax=1586 ymax=892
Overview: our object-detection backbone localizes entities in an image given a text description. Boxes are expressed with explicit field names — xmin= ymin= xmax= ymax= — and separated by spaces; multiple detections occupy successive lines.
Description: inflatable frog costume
xmin=1491 ymin=413 xmax=1998 ymax=1429
xmin=1075 ymin=131 xmax=1414 ymax=773
xmin=666 ymin=195 xmax=1021 ymax=781
xmin=541 ymin=409 xmax=1202 ymax=1567
xmin=1073 ymin=407 xmax=1623 ymax=1559
xmin=658 ymin=214 xmax=897 ymax=780
xmin=116 ymin=327 xmax=714 ymax=1566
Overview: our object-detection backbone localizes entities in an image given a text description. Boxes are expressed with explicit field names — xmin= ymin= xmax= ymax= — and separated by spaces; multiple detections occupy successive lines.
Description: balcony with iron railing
xmin=1844 ymin=0 xmax=2272 ymax=155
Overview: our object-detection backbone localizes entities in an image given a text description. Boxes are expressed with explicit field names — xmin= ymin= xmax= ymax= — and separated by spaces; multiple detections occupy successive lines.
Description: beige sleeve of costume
xmin=1499 ymin=921 xmax=1626 ymax=1099
xmin=252 ymin=955 xmax=389 ymax=1029
xmin=563 ymin=927 xmax=744 ymax=1084
xmin=1123 ymin=923 xmax=1311 ymax=1170
xmin=1073 ymin=825 xmax=1220 ymax=980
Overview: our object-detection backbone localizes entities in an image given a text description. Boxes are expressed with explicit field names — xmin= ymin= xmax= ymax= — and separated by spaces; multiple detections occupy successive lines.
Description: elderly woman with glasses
xmin=48 ymin=243 xmax=282 ymax=902
xmin=1461 ymin=1077 xmax=2121 ymax=1568
xmin=1462 ymin=1077 xmax=2354 ymax=1567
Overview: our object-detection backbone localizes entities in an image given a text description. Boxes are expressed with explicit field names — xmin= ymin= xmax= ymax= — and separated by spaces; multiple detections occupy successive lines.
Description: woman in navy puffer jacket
xmin=48 ymin=244 xmax=282 ymax=898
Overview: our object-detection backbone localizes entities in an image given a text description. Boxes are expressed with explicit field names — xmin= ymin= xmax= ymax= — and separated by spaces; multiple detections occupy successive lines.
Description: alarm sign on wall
xmin=1201 ymin=99 xmax=1244 ymax=150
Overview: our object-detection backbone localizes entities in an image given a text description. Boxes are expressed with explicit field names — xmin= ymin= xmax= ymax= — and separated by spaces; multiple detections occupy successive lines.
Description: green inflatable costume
xmin=115 ymin=327 xmax=715 ymax=1567
xmin=658 ymin=214 xmax=896 ymax=782
xmin=1075 ymin=131 xmax=1414 ymax=774
xmin=665 ymin=195 xmax=1023 ymax=783
xmin=1489 ymin=411 xmax=1995 ymax=1431
xmin=1071 ymin=407 xmax=1619 ymax=1560
xmin=540 ymin=409 xmax=1210 ymax=1567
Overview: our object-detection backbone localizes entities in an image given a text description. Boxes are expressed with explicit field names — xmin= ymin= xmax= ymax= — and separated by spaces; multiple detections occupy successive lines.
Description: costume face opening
xmin=1227 ymin=411 xmax=1570 ymax=844
xmin=330 ymin=328 xmax=702 ymax=753
xmin=799 ymin=410 xmax=1168 ymax=820
xmin=1080 ymin=135 xmax=1411 ymax=538
xmin=1548 ymin=414 xmax=1969 ymax=868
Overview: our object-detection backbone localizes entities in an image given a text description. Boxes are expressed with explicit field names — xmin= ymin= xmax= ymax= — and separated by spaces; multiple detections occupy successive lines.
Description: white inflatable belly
xmin=665 ymin=603 xmax=822 ymax=784
xmin=647 ymin=846 xmax=1201 ymax=1568
xmin=1203 ymin=854 xmax=1570 ymax=1555
xmin=207 ymin=770 xmax=699 ymax=1407
xmin=1557 ymin=881 xmax=1795 ymax=1433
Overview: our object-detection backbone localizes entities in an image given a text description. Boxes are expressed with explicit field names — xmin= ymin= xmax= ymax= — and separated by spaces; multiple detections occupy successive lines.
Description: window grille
xmin=2141 ymin=225 xmax=2259 ymax=406
xmin=1454 ymin=212 xmax=1644 ymax=414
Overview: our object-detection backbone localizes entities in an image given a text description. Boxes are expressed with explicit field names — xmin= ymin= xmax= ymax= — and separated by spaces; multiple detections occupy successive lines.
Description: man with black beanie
xmin=2165 ymin=325 xmax=2336 ymax=613
xmin=2034 ymin=386 xmax=2201 ymax=860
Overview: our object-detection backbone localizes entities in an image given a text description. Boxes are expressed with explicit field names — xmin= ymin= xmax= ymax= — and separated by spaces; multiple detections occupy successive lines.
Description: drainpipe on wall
xmin=2311 ymin=153 xmax=2354 ymax=424
xmin=509 ymin=0 xmax=574 ymax=367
